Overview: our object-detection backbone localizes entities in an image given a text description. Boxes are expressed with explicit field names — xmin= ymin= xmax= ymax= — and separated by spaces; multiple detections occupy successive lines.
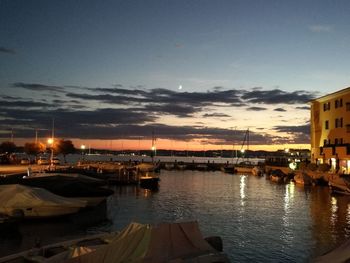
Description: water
xmin=106 ymin=171 xmax=350 ymax=262
xmin=2 ymin=170 xmax=350 ymax=262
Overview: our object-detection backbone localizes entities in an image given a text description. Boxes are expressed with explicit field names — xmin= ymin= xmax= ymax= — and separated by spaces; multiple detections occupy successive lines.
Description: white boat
xmin=0 ymin=221 xmax=229 ymax=263
xmin=0 ymin=184 xmax=87 ymax=218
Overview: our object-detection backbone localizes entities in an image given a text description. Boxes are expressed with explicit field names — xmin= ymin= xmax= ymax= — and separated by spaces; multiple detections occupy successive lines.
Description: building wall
xmin=310 ymin=88 xmax=350 ymax=173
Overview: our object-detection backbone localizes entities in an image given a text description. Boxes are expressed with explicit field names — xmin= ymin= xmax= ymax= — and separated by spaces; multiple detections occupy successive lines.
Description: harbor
xmin=2 ymin=1 xmax=350 ymax=261
xmin=0 ymin=158 xmax=350 ymax=262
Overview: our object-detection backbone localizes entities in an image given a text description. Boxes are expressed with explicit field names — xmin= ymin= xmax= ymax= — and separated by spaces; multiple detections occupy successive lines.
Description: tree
xmin=0 ymin=141 xmax=17 ymax=164
xmin=24 ymin=142 xmax=45 ymax=157
xmin=0 ymin=141 xmax=16 ymax=154
xmin=56 ymin=139 xmax=75 ymax=163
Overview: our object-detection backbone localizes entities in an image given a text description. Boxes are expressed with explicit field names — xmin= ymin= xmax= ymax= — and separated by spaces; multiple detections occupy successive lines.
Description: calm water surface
xmin=106 ymin=170 xmax=350 ymax=262
xmin=2 ymin=170 xmax=350 ymax=262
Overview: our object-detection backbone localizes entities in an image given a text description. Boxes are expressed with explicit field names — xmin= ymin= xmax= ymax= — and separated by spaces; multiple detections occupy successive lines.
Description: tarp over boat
xmin=0 ymin=184 xmax=87 ymax=211
xmin=314 ymin=239 xmax=350 ymax=263
xmin=65 ymin=221 xmax=223 ymax=263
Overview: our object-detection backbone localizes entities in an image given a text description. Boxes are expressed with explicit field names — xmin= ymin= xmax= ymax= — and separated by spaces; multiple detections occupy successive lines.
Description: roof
xmin=310 ymin=87 xmax=350 ymax=103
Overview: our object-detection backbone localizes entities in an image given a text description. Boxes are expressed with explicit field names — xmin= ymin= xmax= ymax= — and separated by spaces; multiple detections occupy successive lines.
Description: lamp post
xmin=47 ymin=138 xmax=54 ymax=166
xmin=80 ymin=145 xmax=86 ymax=160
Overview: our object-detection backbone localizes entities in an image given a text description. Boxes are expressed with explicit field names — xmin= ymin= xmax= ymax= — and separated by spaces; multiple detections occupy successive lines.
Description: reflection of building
xmin=310 ymin=87 xmax=350 ymax=173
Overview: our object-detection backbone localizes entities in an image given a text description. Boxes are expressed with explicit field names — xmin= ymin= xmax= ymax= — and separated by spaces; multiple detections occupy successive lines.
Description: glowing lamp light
xmin=81 ymin=145 xmax=86 ymax=150
xmin=240 ymin=149 xmax=245 ymax=153
xmin=47 ymin=138 xmax=54 ymax=145
xmin=289 ymin=162 xmax=297 ymax=170
xmin=151 ymin=146 xmax=156 ymax=151
xmin=285 ymin=148 xmax=290 ymax=153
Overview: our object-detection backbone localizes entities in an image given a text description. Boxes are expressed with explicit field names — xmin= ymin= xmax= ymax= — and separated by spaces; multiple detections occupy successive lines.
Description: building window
xmin=323 ymin=102 xmax=331 ymax=111
xmin=335 ymin=100 xmax=339 ymax=108
xmin=335 ymin=138 xmax=338 ymax=145
xmin=347 ymin=124 xmax=350 ymax=133
xmin=335 ymin=118 xmax=339 ymax=128
xmin=341 ymin=118 xmax=343 ymax=127
xmin=347 ymin=102 xmax=350 ymax=111
xmin=340 ymin=138 xmax=343 ymax=144
xmin=340 ymin=99 xmax=343 ymax=107
xmin=323 ymin=139 xmax=327 ymax=146
xmin=325 ymin=120 xmax=329 ymax=130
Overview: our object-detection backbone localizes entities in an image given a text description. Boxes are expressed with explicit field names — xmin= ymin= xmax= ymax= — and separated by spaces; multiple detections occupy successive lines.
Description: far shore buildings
xmin=310 ymin=87 xmax=350 ymax=173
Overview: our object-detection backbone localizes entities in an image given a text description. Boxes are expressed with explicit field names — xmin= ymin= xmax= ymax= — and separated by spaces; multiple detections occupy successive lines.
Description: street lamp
xmin=80 ymin=145 xmax=86 ymax=160
xmin=47 ymin=138 xmax=54 ymax=166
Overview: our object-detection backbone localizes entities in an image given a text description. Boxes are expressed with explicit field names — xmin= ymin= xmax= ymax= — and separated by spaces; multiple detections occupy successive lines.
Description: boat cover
xmin=314 ymin=239 xmax=350 ymax=263
xmin=22 ymin=175 xmax=114 ymax=197
xmin=0 ymin=184 xmax=87 ymax=209
xmin=65 ymin=221 xmax=217 ymax=263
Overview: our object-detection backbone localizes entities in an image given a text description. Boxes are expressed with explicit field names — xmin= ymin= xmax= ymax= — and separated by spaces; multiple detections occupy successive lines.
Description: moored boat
xmin=293 ymin=171 xmax=313 ymax=186
xmin=21 ymin=174 xmax=113 ymax=206
xmin=328 ymin=175 xmax=350 ymax=195
xmin=139 ymin=172 xmax=160 ymax=189
xmin=221 ymin=164 xmax=236 ymax=174
xmin=0 ymin=221 xmax=229 ymax=263
xmin=0 ymin=184 xmax=87 ymax=218
xmin=252 ymin=166 xmax=263 ymax=176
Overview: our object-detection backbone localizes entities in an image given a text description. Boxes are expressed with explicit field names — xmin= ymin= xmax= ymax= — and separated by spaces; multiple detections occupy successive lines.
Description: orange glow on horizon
xmin=71 ymin=138 xmax=310 ymax=152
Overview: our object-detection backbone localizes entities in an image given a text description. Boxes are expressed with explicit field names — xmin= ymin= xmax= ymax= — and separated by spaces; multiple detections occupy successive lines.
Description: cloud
xmin=296 ymin=106 xmax=310 ymax=110
xmin=247 ymin=106 xmax=267 ymax=111
xmin=1 ymin=83 xmax=314 ymax=145
xmin=241 ymin=89 xmax=317 ymax=104
xmin=274 ymin=108 xmax=286 ymax=112
xmin=0 ymin=99 xmax=52 ymax=108
xmin=273 ymin=123 xmax=310 ymax=144
xmin=309 ymin=25 xmax=332 ymax=33
xmin=202 ymin=113 xmax=231 ymax=118
xmin=12 ymin=82 xmax=65 ymax=92
xmin=0 ymin=47 xmax=16 ymax=54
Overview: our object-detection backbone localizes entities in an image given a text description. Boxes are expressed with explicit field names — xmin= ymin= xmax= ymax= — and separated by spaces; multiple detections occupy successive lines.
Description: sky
xmin=1 ymin=0 xmax=350 ymax=151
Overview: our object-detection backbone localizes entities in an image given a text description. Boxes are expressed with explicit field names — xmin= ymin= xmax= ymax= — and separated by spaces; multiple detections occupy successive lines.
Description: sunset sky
xmin=1 ymin=0 xmax=350 ymax=151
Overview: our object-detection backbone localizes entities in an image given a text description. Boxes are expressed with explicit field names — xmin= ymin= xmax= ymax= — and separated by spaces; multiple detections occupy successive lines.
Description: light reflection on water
xmin=105 ymin=171 xmax=350 ymax=262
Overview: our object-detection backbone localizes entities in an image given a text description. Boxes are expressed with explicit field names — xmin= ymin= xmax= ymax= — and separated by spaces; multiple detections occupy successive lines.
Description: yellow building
xmin=310 ymin=87 xmax=350 ymax=173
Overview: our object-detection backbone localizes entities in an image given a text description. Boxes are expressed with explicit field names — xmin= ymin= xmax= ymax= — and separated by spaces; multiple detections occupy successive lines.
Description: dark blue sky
xmin=1 ymin=0 xmax=349 ymax=149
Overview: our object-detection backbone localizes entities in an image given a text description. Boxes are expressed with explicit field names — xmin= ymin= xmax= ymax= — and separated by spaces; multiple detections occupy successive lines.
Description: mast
xmin=151 ymin=130 xmax=156 ymax=163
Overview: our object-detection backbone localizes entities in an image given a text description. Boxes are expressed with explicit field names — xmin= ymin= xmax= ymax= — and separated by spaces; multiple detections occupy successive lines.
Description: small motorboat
xmin=139 ymin=172 xmax=160 ymax=189
xmin=22 ymin=173 xmax=113 ymax=207
xmin=0 ymin=221 xmax=229 ymax=263
xmin=252 ymin=166 xmax=263 ymax=176
xmin=0 ymin=184 xmax=87 ymax=218
xmin=221 ymin=164 xmax=236 ymax=174
xmin=293 ymin=171 xmax=313 ymax=186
